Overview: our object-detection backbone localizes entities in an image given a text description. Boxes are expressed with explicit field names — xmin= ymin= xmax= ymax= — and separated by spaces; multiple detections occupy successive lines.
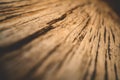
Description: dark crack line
xmin=0 ymin=0 xmax=26 ymax=4
xmin=72 ymin=17 xmax=90 ymax=42
xmin=0 ymin=7 xmax=46 ymax=22
xmin=108 ymin=35 xmax=111 ymax=60
xmin=104 ymin=52 xmax=108 ymax=80
xmin=83 ymin=44 xmax=93 ymax=80
xmin=110 ymin=27 xmax=115 ymax=43
xmin=0 ymin=25 xmax=54 ymax=55
xmin=114 ymin=64 xmax=119 ymax=80
xmin=0 ymin=0 xmax=63 ymax=22
xmin=83 ymin=58 xmax=92 ymax=80
xmin=56 ymin=46 xmax=74 ymax=70
xmin=0 ymin=2 xmax=90 ymax=55
xmin=0 ymin=0 xmax=40 ymax=10
xmin=104 ymin=27 xmax=106 ymax=43
xmin=47 ymin=3 xmax=89 ymax=25
xmin=90 ymin=33 xmax=101 ymax=80
xmin=22 ymin=44 xmax=60 ymax=80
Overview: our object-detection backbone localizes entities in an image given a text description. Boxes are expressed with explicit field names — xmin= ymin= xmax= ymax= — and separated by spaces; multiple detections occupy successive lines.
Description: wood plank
xmin=0 ymin=0 xmax=120 ymax=80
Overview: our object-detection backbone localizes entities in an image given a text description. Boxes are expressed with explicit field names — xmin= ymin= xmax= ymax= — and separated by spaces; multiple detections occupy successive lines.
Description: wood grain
xmin=0 ymin=0 xmax=120 ymax=80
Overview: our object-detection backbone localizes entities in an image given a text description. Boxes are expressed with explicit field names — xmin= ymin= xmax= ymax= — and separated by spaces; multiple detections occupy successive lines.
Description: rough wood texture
xmin=0 ymin=0 xmax=120 ymax=80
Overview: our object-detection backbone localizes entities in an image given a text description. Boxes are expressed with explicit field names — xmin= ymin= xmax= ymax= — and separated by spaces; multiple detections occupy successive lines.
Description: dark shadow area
xmin=104 ymin=0 xmax=120 ymax=16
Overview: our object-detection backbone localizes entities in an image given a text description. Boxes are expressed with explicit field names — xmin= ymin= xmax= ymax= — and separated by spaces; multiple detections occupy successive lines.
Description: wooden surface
xmin=0 ymin=0 xmax=120 ymax=80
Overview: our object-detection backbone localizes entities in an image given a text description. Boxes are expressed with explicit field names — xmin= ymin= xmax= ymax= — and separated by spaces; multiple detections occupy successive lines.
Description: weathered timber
xmin=0 ymin=0 xmax=120 ymax=80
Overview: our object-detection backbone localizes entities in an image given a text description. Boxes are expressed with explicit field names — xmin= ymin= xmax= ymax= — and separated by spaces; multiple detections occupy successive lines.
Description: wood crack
xmin=114 ymin=64 xmax=119 ymax=80
xmin=22 ymin=44 xmax=60 ymax=80
xmin=104 ymin=52 xmax=108 ymax=80
xmin=91 ymin=33 xmax=101 ymax=80
xmin=0 ymin=25 xmax=54 ymax=54
xmin=107 ymin=35 xmax=111 ymax=60
xmin=0 ymin=0 xmax=120 ymax=80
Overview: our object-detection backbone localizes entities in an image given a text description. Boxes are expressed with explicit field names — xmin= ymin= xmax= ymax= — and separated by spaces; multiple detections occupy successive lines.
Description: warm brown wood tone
xmin=0 ymin=0 xmax=120 ymax=80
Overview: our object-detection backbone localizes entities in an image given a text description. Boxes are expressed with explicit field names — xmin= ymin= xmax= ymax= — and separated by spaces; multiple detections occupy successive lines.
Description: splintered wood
xmin=0 ymin=0 xmax=120 ymax=80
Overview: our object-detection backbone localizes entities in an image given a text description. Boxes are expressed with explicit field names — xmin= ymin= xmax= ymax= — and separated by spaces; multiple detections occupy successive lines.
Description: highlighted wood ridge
xmin=0 ymin=0 xmax=120 ymax=80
